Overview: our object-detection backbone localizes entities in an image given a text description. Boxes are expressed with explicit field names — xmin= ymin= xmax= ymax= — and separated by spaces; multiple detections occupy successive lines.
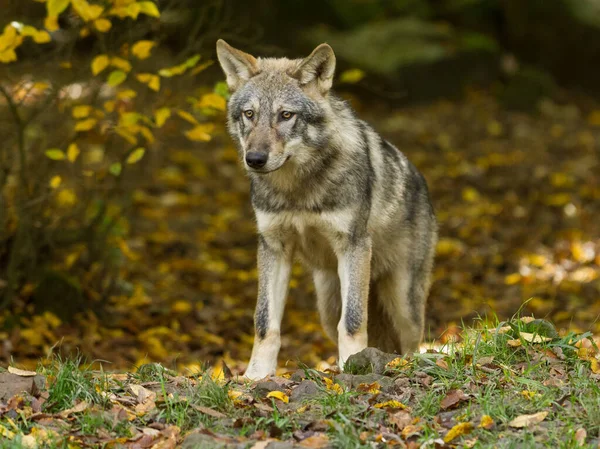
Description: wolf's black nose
xmin=246 ymin=152 xmax=268 ymax=168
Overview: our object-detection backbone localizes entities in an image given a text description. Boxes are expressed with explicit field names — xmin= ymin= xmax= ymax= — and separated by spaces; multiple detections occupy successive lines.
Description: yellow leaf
xmin=79 ymin=27 xmax=90 ymax=38
xmin=104 ymin=100 xmax=116 ymax=112
xmin=587 ymin=110 xmax=600 ymax=127
xmin=590 ymin=358 xmax=600 ymax=374
xmin=444 ymin=422 xmax=473 ymax=443
xmin=504 ymin=273 xmax=521 ymax=285
xmin=94 ymin=18 xmax=112 ymax=32
xmin=519 ymin=332 xmax=552 ymax=343
xmin=49 ymin=175 xmax=62 ymax=188
xmin=185 ymin=124 xmax=214 ymax=142
xmin=126 ymin=147 xmax=145 ymax=164
xmin=67 ymin=143 xmax=80 ymax=162
xmin=196 ymin=93 xmax=226 ymax=111
xmin=47 ymin=0 xmax=71 ymax=17
xmin=21 ymin=26 xmax=52 ymax=44
xmin=159 ymin=55 xmax=200 ymax=77
xmin=138 ymin=1 xmax=160 ymax=18
xmin=172 ymin=300 xmax=192 ymax=314
xmin=339 ymin=68 xmax=365 ymax=84
xmin=507 ymin=339 xmax=522 ymax=347
xmin=139 ymin=126 xmax=155 ymax=144
xmin=478 ymin=415 xmax=494 ymax=429
xmin=323 ymin=377 xmax=344 ymax=395
xmin=110 ymin=57 xmax=132 ymax=72
xmin=154 ymin=107 xmax=171 ymax=127
xmin=266 ymin=391 xmax=289 ymax=403
xmin=74 ymin=118 xmax=97 ymax=131
xmin=115 ymin=128 xmax=138 ymax=145
xmin=45 ymin=148 xmax=65 ymax=160
xmin=72 ymin=105 xmax=92 ymax=118
xmin=71 ymin=0 xmax=103 ymax=21
xmin=56 ymin=188 xmax=77 ymax=207
xmin=116 ymin=89 xmax=137 ymax=99
xmin=131 ymin=40 xmax=155 ymax=60
xmin=386 ymin=357 xmax=409 ymax=370
xmin=45 ymin=15 xmax=60 ymax=32
xmin=508 ymin=411 xmax=548 ymax=428
xmin=91 ymin=54 xmax=109 ymax=75
xmin=177 ymin=110 xmax=199 ymax=125
xmin=374 ymin=400 xmax=407 ymax=409
xmin=107 ymin=70 xmax=127 ymax=86
xmin=462 ymin=187 xmax=480 ymax=203
xmin=136 ymin=73 xmax=160 ymax=91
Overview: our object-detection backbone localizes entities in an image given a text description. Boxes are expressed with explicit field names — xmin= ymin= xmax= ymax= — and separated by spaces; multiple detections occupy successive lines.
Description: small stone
xmin=254 ymin=380 xmax=285 ymax=397
xmin=290 ymin=380 xmax=320 ymax=402
xmin=345 ymin=347 xmax=397 ymax=374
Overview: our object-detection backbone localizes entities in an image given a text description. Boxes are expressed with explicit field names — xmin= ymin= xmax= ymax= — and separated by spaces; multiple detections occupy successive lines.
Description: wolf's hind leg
xmin=313 ymin=269 xmax=341 ymax=342
xmin=375 ymin=262 xmax=429 ymax=355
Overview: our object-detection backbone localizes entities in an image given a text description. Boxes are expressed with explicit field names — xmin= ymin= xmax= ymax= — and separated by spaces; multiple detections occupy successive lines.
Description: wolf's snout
xmin=245 ymin=152 xmax=268 ymax=169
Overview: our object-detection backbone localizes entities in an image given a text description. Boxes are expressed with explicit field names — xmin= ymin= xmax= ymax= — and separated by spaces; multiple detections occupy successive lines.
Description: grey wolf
xmin=216 ymin=40 xmax=437 ymax=380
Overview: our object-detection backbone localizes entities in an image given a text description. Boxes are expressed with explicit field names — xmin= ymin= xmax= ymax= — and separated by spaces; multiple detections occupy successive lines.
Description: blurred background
xmin=0 ymin=0 xmax=599 ymax=372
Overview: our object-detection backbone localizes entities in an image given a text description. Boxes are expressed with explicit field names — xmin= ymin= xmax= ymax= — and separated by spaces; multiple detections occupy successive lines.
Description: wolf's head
xmin=216 ymin=40 xmax=336 ymax=175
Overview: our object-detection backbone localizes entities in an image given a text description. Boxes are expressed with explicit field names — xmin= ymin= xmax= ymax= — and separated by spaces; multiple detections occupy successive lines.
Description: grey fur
xmin=216 ymin=39 xmax=437 ymax=379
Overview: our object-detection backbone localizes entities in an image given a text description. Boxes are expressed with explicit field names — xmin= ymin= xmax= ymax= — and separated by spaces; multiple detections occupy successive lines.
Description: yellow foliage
xmin=117 ymin=89 xmax=137 ymax=99
xmin=71 ymin=0 xmax=104 ymax=21
xmin=339 ymin=68 xmax=365 ymax=84
xmin=266 ymin=391 xmax=289 ymax=403
xmin=107 ymin=70 xmax=127 ymax=86
xmin=0 ymin=25 xmax=23 ymax=63
xmin=67 ymin=143 xmax=80 ymax=162
xmin=159 ymin=55 xmax=200 ymax=77
xmin=74 ymin=118 xmax=97 ymax=131
xmin=185 ymin=124 xmax=214 ymax=142
xmin=176 ymin=110 xmax=199 ymax=125
xmin=91 ymin=54 xmax=110 ymax=75
xmin=56 ymin=189 xmax=77 ymax=207
xmin=138 ymin=1 xmax=160 ymax=17
xmin=172 ymin=300 xmax=192 ymax=314
xmin=49 ymin=175 xmax=62 ymax=189
xmin=154 ymin=108 xmax=171 ymax=127
xmin=136 ymin=73 xmax=160 ymax=91
xmin=373 ymin=400 xmax=407 ymax=409
xmin=444 ymin=422 xmax=473 ymax=443
xmin=72 ymin=105 xmax=92 ymax=118
xmin=45 ymin=15 xmax=60 ymax=32
xmin=94 ymin=18 xmax=112 ymax=32
xmin=131 ymin=40 xmax=155 ymax=60
xmin=126 ymin=147 xmax=146 ymax=164
xmin=47 ymin=0 xmax=71 ymax=17
xmin=110 ymin=57 xmax=132 ymax=72
xmin=45 ymin=148 xmax=65 ymax=160
xmin=196 ymin=93 xmax=226 ymax=111
xmin=323 ymin=377 xmax=344 ymax=395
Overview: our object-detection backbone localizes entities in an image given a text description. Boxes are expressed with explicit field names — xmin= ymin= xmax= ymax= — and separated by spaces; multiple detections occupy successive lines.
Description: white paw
xmin=243 ymin=362 xmax=275 ymax=380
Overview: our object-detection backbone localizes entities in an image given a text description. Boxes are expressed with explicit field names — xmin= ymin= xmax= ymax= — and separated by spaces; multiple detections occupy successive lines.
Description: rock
xmin=290 ymin=380 xmax=319 ymax=402
xmin=266 ymin=442 xmax=298 ymax=449
xmin=345 ymin=347 xmax=397 ymax=375
xmin=289 ymin=370 xmax=306 ymax=382
xmin=254 ymin=380 xmax=285 ymax=397
xmin=0 ymin=373 xmax=45 ymax=402
xmin=333 ymin=373 xmax=354 ymax=388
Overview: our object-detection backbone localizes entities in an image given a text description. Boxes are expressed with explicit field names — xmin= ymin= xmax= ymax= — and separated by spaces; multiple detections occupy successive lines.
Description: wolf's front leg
xmin=337 ymin=237 xmax=372 ymax=369
xmin=244 ymin=236 xmax=293 ymax=380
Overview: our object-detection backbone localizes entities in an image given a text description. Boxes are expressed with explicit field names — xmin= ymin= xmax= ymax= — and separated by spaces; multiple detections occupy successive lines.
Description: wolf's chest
xmin=255 ymin=210 xmax=354 ymax=270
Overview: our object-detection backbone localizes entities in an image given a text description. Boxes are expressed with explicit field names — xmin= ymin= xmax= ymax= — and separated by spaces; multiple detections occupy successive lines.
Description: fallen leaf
xmin=374 ymin=400 xmax=407 ymax=410
xmin=266 ymin=390 xmax=289 ymax=403
xmin=298 ymin=433 xmax=330 ymax=448
xmin=508 ymin=411 xmax=548 ymax=428
xmin=8 ymin=367 xmax=37 ymax=377
xmin=478 ymin=415 xmax=494 ymax=429
xmin=191 ymin=405 xmax=226 ymax=418
xmin=444 ymin=422 xmax=473 ymax=443
xmin=575 ymin=428 xmax=587 ymax=446
xmin=436 ymin=359 xmax=449 ymax=370
xmin=390 ymin=410 xmax=412 ymax=430
xmin=440 ymin=389 xmax=469 ymax=410
xmin=58 ymin=400 xmax=89 ymax=418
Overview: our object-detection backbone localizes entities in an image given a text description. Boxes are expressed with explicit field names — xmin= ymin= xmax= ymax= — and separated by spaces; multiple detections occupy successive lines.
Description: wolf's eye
xmin=280 ymin=111 xmax=294 ymax=120
xmin=243 ymin=110 xmax=254 ymax=119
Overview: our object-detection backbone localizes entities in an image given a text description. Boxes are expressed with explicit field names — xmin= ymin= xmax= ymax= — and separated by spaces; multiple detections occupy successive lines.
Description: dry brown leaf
xmin=191 ymin=404 xmax=226 ymax=418
xmin=390 ymin=410 xmax=412 ymax=430
xmin=298 ymin=433 xmax=330 ymax=448
xmin=508 ymin=411 xmax=548 ymax=428
xmin=8 ymin=367 xmax=37 ymax=377
xmin=436 ymin=359 xmax=449 ymax=370
xmin=440 ymin=389 xmax=469 ymax=410
xmin=574 ymin=428 xmax=587 ymax=446
xmin=58 ymin=400 xmax=89 ymax=418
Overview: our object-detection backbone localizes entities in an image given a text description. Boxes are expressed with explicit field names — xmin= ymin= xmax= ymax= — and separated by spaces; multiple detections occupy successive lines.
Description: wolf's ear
xmin=216 ymin=39 xmax=259 ymax=92
xmin=293 ymin=44 xmax=336 ymax=95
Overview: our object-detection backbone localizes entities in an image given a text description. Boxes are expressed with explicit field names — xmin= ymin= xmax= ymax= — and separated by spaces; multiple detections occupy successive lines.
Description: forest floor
xmin=0 ymin=317 xmax=599 ymax=448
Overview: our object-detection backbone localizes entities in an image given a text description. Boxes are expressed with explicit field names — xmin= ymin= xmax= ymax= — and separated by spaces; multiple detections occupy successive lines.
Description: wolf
xmin=216 ymin=40 xmax=438 ymax=380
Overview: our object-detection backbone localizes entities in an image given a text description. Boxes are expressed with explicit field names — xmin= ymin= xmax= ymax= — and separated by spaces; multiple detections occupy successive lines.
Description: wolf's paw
xmin=243 ymin=362 xmax=275 ymax=381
